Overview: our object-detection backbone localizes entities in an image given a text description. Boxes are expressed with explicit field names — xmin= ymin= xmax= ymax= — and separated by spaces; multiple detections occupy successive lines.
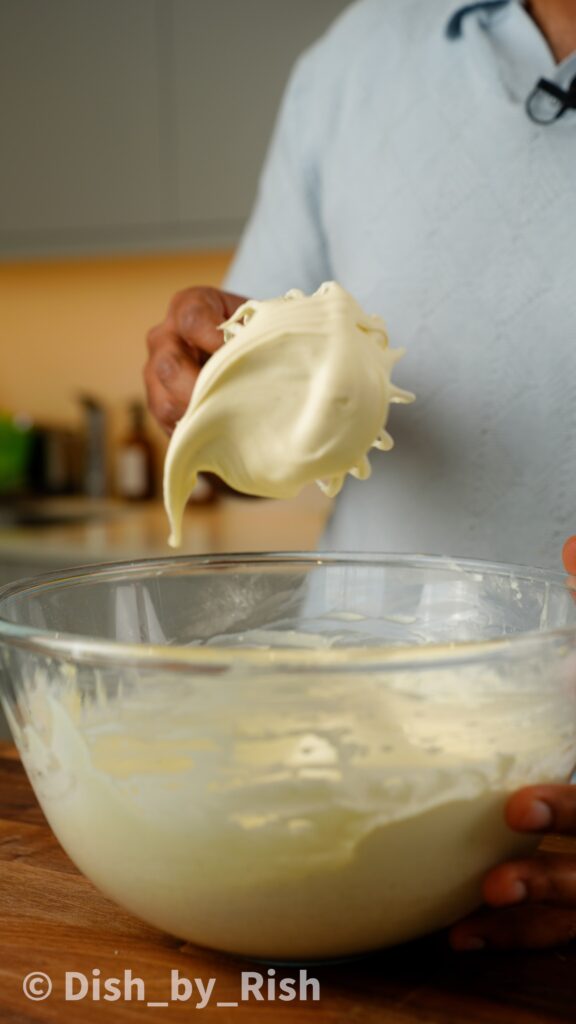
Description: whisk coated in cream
xmin=164 ymin=281 xmax=414 ymax=547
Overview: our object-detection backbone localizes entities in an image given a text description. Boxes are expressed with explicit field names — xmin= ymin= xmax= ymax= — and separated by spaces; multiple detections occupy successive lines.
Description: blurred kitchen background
xmin=0 ymin=0 xmax=350 ymax=590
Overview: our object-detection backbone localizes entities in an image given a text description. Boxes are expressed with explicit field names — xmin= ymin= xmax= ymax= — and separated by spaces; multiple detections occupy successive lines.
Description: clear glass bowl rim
xmin=0 ymin=550 xmax=575 ymax=670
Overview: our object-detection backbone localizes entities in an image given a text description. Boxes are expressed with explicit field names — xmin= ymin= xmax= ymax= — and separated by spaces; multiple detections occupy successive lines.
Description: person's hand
xmin=144 ymin=286 xmax=247 ymax=435
xmin=563 ymin=536 xmax=576 ymax=576
xmin=450 ymin=785 xmax=576 ymax=950
xmin=450 ymin=544 xmax=576 ymax=950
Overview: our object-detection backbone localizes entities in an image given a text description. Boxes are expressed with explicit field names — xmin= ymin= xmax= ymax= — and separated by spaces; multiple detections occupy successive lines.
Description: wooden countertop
xmin=1 ymin=743 xmax=575 ymax=1023
xmin=0 ymin=489 xmax=330 ymax=568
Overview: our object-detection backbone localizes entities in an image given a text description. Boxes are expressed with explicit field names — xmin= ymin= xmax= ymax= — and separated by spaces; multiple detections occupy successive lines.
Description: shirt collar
xmin=444 ymin=0 xmax=576 ymax=122
xmin=446 ymin=0 xmax=514 ymax=39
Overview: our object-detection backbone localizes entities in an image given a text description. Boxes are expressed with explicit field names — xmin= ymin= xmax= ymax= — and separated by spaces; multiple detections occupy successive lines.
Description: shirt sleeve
xmin=224 ymin=50 xmax=332 ymax=300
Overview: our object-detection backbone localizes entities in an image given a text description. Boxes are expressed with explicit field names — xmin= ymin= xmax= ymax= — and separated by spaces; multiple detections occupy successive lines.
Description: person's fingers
xmin=449 ymin=784 xmax=576 ymax=953
xmin=482 ymin=853 xmax=576 ymax=908
xmin=148 ymin=333 xmax=199 ymax=402
xmin=145 ymin=287 xmax=247 ymax=433
xmin=143 ymin=342 xmax=199 ymax=435
xmin=143 ymin=366 xmax=178 ymax=436
xmin=170 ymin=287 xmax=246 ymax=360
xmin=505 ymin=785 xmax=576 ymax=835
xmin=563 ymin=535 xmax=576 ymax=575
xmin=450 ymin=903 xmax=576 ymax=951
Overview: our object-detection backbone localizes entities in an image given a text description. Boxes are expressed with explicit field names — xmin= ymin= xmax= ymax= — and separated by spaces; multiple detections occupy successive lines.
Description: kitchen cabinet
xmin=0 ymin=0 xmax=349 ymax=259
xmin=0 ymin=0 xmax=171 ymax=252
xmin=171 ymin=0 xmax=350 ymax=238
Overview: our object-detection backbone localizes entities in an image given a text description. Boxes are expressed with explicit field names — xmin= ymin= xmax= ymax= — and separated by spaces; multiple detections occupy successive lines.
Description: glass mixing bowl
xmin=1 ymin=552 xmax=576 ymax=962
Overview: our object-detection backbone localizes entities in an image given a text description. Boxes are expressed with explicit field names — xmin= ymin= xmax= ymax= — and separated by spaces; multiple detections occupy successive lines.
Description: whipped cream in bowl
xmin=1 ymin=553 xmax=575 ymax=962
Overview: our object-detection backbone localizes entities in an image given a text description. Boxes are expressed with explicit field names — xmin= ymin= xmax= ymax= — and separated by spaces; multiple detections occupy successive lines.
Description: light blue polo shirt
xmin=226 ymin=0 xmax=576 ymax=569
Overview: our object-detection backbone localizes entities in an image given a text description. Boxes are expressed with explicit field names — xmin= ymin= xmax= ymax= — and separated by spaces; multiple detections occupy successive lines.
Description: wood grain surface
xmin=1 ymin=742 xmax=575 ymax=1024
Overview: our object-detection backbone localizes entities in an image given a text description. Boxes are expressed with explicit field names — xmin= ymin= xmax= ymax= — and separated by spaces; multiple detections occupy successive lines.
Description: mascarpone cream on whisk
xmin=164 ymin=282 xmax=414 ymax=546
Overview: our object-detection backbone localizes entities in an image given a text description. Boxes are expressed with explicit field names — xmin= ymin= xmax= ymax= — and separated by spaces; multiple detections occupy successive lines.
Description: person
xmin=145 ymin=0 xmax=576 ymax=951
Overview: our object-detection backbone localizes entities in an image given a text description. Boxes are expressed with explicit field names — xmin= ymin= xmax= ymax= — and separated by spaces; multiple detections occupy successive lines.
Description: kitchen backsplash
xmin=0 ymin=250 xmax=233 ymax=496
